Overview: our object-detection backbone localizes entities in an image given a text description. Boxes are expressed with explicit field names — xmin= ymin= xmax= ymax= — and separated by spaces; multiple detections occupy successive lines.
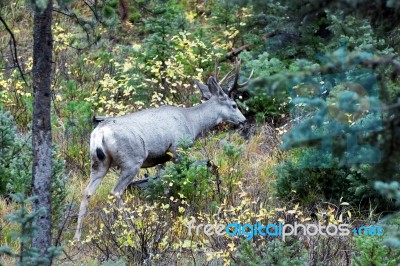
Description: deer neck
xmin=185 ymin=98 xmax=222 ymax=139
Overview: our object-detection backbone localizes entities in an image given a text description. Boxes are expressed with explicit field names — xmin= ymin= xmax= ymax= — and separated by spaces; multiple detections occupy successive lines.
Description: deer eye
xmin=232 ymin=104 xmax=237 ymax=109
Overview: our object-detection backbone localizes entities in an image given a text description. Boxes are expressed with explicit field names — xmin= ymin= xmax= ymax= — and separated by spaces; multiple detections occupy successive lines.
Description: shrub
xmin=219 ymin=139 xmax=244 ymax=204
xmin=0 ymin=193 xmax=61 ymax=265
xmin=145 ymin=142 xmax=219 ymax=212
xmin=0 ymin=108 xmax=67 ymax=222
xmin=233 ymin=238 xmax=307 ymax=266
xmin=239 ymin=51 xmax=290 ymax=124
xmin=275 ymin=149 xmax=351 ymax=205
xmin=275 ymin=147 xmax=398 ymax=211
xmin=0 ymin=108 xmax=31 ymax=195
xmin=352 ymin=235 xmax=400 ymax=266
xmin=81 ymin=194 xmax=180 ymax=264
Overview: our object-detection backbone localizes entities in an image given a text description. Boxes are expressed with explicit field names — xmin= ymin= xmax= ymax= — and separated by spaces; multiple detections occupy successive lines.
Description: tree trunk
xmin=31 ymin=0 xmax=53 ymax=262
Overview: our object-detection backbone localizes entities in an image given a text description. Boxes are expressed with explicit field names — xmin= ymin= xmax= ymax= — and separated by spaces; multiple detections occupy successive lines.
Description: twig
xmin=83 ymin=0 xmax=108 ymax=27
xmin=62 ymin=249 xmax=74 ymax=263
xmin=53 ymin=199 xmax=74 ymax=248
xmin=0 ymin=16 xmax=29 ymax=87
xmin=0 ymin=65 xmax=18 ymax=70
xmin=52 ymin=7 xmax=92 ymax=42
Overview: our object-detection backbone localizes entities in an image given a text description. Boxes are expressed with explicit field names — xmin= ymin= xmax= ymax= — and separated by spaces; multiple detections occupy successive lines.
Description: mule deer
xmin=74 ymin=60 xmax=252 ymax=240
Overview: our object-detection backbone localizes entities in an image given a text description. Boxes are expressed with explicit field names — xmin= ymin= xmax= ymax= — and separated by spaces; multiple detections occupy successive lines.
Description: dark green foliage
xmin=352 ymin=235 xmax=400 ymax=266
xmin=275 ymin=149 xmax=398 ymax=209
xmin=220 ymin=139 xmax=244 ymax=203
xmin=239 ymin=52 xmax=290 ymax=123
xmin=379 ymin=213 xmax=400 ymax=249
xmin=233 ymin=238 xmax=307 ymax=266
xmin=0 ymin=109 xmax=31 ymax=195
xmin=221 ymin=139 xmax=243 ymax=160
xmin=59 ymin=79 xmax=95 ymax=174
xmin=143 ymin=3 xmax=186 ymax=64
xmin=102 ymin=5 xmax=115 ymax=19
xmin=99 ymin=0 xmax=122 ymax=25
xmin=145 ymin=140 xmax=219 ymax=211
xmin=0 ymin=108 xmax=67 ymax=222
xmin=25 ymin=0 xmax=50 ymax=12
xmin=275 ymin=149 xmax=351 ymax=204
xmin=0 ymin=193 xmax=62 ymax=265
xmin=128 ymin=5 xmax=142 ymax=23
xmin=346 ymin=165 xmax=398 ymax=211
xmin=56 ymin=0 xmax=74 ymax=10
xmin=237 ymin=0 xmax=400 ymax=248
xmin=276 ymin=73 xmax=398 ymax=209
xmin=230 ymin=0 xmax=400 ymax=251
xmin=102 ymin=259 xmax=126 ymax=266
xmin=211 ymin=0 xmax=238 ymax=29
xmin=374 ymin=183 xmax=400 ymax=248
xmin=375 ymin=181 xmax=400 ymax=207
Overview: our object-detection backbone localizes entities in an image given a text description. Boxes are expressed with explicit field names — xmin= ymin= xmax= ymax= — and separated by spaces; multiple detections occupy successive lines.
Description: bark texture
xmin=31 ymin=0 xmax=53 ymax=261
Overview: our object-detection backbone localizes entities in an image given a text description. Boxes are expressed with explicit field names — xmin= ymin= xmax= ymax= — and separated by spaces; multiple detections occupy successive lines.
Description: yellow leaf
xmin=185 ymin=11 xmax=196 ymax=23
xmin=123 ymin=61 xmax=133 ymax=72
xmin=182 ymin=240 xmax=193 ymax=248
xmin=228 ymin=242 xmax=235 ymax=251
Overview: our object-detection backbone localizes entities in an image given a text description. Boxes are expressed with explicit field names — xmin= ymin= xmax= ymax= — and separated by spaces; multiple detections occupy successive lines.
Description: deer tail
xmin=91 ymin=130 xmax=106 ymax=161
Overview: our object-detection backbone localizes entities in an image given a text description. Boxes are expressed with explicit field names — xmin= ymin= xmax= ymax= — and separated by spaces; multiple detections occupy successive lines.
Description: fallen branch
xmin=127 ymin=175 xmax=161 ymax=190
xmin=219 ymin=44 xmax=251 ymax=62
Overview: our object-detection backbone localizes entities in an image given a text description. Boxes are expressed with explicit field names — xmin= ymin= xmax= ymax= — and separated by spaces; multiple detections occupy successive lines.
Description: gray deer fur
xmin=74 ymin=64 xmax=250 ymax=241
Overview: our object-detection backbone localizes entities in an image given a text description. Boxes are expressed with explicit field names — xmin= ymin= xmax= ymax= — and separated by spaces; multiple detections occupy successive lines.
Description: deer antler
xmin=236 ymin=69 xmax=254 ymax=88
xmin=222 ymin=58 xmax=253 ymax=97
xmin=228 ymin=58 xmax=242 ymax=97
xmin=199 ymin=58 xmax=253 ymax=98
xmin=218 ymin=68 xmax=234 ymax=85
xmin=214 ymin=58 xmax=219 ymax=81
xmin=214 ymin=59 xmax=234 ymax=85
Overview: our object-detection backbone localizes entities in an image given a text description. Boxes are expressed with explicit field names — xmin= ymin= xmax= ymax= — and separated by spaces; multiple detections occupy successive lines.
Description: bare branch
xmin=0 ymin=16 xmax=29 ymax=87
xmin=52 ymin=7 xmax=92 ymax=42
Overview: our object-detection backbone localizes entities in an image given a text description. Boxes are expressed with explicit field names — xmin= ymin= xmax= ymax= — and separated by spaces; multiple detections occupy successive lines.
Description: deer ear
xmin=207 ymin=76 xmax=227 ymax=98
xmin=193 ymin=78 xmax=212 ymax=100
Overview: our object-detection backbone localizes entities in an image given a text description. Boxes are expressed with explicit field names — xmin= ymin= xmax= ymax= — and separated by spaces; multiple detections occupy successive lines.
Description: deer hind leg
xmin=111 ymin=163 xmax=141 ymax=198
xmin=74 ymin=159 xmax=109 ymax=241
